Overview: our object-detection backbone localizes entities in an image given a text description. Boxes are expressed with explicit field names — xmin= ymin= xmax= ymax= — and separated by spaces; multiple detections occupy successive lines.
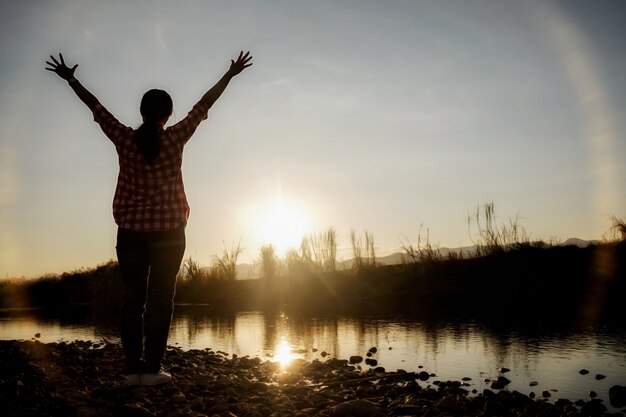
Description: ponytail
xmin=135 ymin=89 xmax=173 ymax=164
xmin=135 ymin=122 xmax=162 ymax=164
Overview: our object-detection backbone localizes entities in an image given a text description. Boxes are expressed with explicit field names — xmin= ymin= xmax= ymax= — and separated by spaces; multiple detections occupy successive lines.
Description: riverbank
xmin=2 ymin=241 xmax=625 ymax=323
xmin=2 ymin=340 xmax=624 ymax=417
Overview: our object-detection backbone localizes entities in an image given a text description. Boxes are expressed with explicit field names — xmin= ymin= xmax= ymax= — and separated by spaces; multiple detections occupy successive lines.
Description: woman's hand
xmin=45 ymin=53 xmax=78 ymax=81
xmin=45 ymin=53 xmax=100 ymax=110
xmin=227 ymin=51 xmax=253 ymax=77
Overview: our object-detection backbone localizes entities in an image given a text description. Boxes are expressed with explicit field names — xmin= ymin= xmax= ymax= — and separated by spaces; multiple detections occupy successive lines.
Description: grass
xmin=350 ymin=229 xmax=377 ymax=272
xmin=210 ymin=240 xmax=242 ymax=281
xmin=606 ymin=215 xmax=626 ymax=242
xmin=401 ymin=225 xmax=442 ymax=264
xmin=2 ymin=204 xmax=624 ymax=320
xmin=256 ymin=244 xmax=280 ymax=282
xmin=467 ymin=201 xmax=530 ymax=256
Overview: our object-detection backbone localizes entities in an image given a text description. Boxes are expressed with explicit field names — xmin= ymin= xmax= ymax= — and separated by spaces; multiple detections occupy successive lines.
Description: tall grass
xmin=302 ymin=228 xmax=338 ymax=272
xmin=467 ymin=202 xmax=529 ymax=256
xmin=210 ymin=240 xmax=242 ymax=281
xmin=256 ymin=244 xmax=281 ymax=282
xmin=402 ymin=226 xmax=441 ymax=263
xmin=350 ymin=229 xmax=377 ymax=271
xmin=180 ymin=257 xmax=205 ymax=282
xmin=605 ymin=215 xmax=626 ymax=242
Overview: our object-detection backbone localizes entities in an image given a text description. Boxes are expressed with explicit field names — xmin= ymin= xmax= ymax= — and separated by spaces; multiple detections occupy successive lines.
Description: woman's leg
xmin=144 ymin=225 xmax=186 ymax=373
xmin=116 ymin=228 xmax=150 ymax=374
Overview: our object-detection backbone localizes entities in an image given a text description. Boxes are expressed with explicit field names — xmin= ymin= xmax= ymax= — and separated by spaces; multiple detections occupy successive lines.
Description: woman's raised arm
xmin=199 ymin=51 xmax=253 ymax=110
xmin=45 ymin=53 xmax=100 ymax=111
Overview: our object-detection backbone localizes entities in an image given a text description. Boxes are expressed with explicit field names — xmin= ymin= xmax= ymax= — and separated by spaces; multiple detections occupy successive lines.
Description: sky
xmin=1 ymin=0 xmax=625 ymax=278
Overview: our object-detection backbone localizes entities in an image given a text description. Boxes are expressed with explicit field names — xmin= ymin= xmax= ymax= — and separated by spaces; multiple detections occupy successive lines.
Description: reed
xmin=210 ymin=240 xmax=242 ymax=281
xmin=350 ymin=229 xmax=377 ymax=272
xmin=256 ymin=244 xmax=281 ymax=282
xmin=302 ymin=228 xmax=338 ymax=272
xmin=180 ymin=257 xmax=205 ymax=282
xmin=607 ymin=215 xmax=626 ymax=242
xmin=401 ymin=225 xmax=441 ymax=264
xmin=467 ymin=201 xmax=529 ymax=256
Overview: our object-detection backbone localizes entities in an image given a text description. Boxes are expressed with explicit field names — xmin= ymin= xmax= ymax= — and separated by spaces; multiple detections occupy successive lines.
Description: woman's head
xmin=136 ymin=89 xmax=173 ymax=164
xmin=140 ymin=89 xmax=173 ymax=126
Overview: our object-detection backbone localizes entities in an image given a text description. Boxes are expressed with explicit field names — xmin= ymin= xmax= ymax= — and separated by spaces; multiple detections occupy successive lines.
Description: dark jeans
xmin=116 ymin=225 xmax=185 ymax=374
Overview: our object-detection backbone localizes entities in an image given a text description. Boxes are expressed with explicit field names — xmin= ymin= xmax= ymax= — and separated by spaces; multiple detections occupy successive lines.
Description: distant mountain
xmin=560 ymin=237 xmax=600 ymax=248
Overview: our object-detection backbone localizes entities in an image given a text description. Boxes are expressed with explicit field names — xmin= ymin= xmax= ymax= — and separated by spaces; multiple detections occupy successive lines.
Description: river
xmin=1 ymin=305 xmax=625 ymax=410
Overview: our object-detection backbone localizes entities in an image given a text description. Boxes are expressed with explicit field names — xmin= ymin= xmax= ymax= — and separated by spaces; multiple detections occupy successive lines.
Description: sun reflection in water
xmin=273 ymin=337 xmax=296 ymax=369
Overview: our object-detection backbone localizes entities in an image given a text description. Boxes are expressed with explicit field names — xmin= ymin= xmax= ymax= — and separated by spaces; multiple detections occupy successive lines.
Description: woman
xmin=45 ymin=51 xmax=252 ymax=386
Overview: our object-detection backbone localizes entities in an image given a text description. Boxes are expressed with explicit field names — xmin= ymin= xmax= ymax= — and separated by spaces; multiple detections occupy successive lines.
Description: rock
xmin=580 ymin=399 xmax=607 ymax=415
xmin=529 ymin=381 xmax=538 ymax=386
xmin=294 ymin=398 xmax=315 ymax=410
xmin=34 ymin=333 xmax=41 ymax=338
xmin=541 ymin=391 xmax=551 ymax=398
xmin=555 ymin=398 xmax=572 ymax=408
xmin=594 ymin=373 xmax=606 ymax=380
xmin=171 ymin=391 xmax=187 ymax=403
xmin=76 ymin=406 xmax=102 ymax=417
xmin=579 ymin=369 xmax=589 ymax=375
xmin=500 ymin=367 xmax=510 ymax=373
xmin=364 ymin=358 xmax=377 ymax=366
xmin=349 ymin=355 xmax=363 ymax=364
xmin=418 ymin=371 xmax=430 ymax=381
xmin=116 ymin=404 xmax=152 ymax=417
xmin=490 ymin=376 xmax=511 ymax=390
xmin=483 ymin=399 xmax=508 ymax=416
xmin=394 ymin=405 xmax=421 ymax=414
xmin=609 ymin=385 xmax=626 ymax=408
xmin=368 ymin=347 xmax=377 ymax=354
xmin=589 ymin=390 xmax=597 ymax=398
xmin=436 ymin=395 xmax=462 ymax=413
xmin=333 ymin=399 xmax=383 ymax=417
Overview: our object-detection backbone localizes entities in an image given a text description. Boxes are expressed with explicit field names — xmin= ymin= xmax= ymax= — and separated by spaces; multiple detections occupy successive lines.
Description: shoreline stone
xmin=0 ymin=340 xmax=623 ymax=417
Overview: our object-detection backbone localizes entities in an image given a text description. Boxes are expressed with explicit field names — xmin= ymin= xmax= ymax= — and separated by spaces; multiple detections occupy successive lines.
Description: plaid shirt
xmin=93 ymin=101 xmax=209 ymax=231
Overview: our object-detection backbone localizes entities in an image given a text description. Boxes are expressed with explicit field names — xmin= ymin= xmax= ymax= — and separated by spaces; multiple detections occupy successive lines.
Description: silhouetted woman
xmin=46 ymin=51 xmax=252 ymax=386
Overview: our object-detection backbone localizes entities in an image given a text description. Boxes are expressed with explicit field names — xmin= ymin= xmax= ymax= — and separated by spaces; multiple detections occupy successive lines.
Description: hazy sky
xmin=1 ymin=0 xmax=625 ymax=278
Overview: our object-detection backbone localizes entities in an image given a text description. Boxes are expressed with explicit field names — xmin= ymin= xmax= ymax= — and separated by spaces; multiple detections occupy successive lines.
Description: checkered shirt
xmin=93 ymin=101 xmax=209 ymax=231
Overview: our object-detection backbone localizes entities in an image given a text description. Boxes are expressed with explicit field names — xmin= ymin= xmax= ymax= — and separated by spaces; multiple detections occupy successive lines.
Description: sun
xmin=259 ymin=200 xmax=311 ymax=256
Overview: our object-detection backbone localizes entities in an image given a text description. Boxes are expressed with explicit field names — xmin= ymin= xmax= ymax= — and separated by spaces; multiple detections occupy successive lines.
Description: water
xmin=1 ymin=305 xmax=625 ymax=409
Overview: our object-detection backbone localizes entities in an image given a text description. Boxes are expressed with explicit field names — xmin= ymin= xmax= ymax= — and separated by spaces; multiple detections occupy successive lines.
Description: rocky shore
xmin=1 ymin=340 xmax=624 ymax=417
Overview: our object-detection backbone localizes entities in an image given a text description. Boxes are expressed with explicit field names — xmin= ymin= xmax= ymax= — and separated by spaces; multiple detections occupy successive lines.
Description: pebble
xmin=0 ymin=340 xmax=618 ymax=417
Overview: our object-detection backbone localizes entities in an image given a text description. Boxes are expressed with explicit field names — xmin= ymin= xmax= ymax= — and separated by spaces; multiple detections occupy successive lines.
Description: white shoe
xmin=141 ymin=370 xmax=172 ymax=386
xmin=127 ymin=374 xmax=142 ymax=386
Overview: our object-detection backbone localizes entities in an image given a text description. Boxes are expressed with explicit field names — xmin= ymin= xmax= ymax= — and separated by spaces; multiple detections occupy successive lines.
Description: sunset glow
xmin=1 ymin=0 xmax=625 ymax=278
xmin=258 ymin=200 xmax=312 ymax=256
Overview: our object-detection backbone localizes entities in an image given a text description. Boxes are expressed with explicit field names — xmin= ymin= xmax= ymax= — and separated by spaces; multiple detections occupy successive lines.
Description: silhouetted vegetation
xmin=2 ymin=208 xmax=625 ymax=323
xmin=2 ymin=240 xmax=624 ymax=324
xmin=0 ymin=261 xmax=123 ymax=309
xmin=350 ymin=229 xmax=377 ymax=272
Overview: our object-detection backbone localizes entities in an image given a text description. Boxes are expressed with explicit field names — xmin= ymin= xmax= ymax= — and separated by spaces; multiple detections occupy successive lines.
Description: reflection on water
xmin=1 ymin=305 xmax=625 ymax=407
xmin=272 ymin=337 xmax=297 ymax=369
